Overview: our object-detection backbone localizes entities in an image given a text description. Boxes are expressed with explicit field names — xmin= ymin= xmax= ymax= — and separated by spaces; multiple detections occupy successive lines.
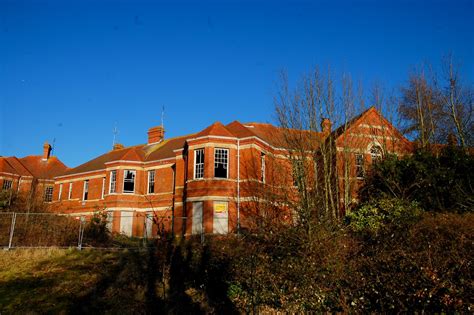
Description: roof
xmin=0 ymin=155 xmax=68 ymax=180
xmin=4 ymin=157 xmax=32 ymax=176
xmin=19 ymin=156 xmax=69 ymax=179
xmin=243 ymin=122 xmax=324 ymax=150
xmin=195 ymin=122 xmax=235 ymax=138
xmin=64 ymin=111 xmax=408 ymax=178
xmin=61 ymin=145 xmax=146 ymax=176
xmin=62 ymin=134 xmax=195 ymax=176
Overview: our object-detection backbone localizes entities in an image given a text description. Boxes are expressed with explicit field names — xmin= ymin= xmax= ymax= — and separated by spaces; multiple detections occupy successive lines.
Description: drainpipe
xmin=237 ymin=139 xmax=241 ymax=234
xmin=182 ymin=145 xmax=188 ymax=237
xmin=171 ymin=164 xmax=176 ymax=238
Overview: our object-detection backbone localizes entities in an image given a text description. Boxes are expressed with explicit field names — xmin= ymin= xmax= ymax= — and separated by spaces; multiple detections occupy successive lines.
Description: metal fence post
xmin=77 ymin=216 xmax=85 ymax=250
xmin=8 ymin=212 xmax=17 ymax=250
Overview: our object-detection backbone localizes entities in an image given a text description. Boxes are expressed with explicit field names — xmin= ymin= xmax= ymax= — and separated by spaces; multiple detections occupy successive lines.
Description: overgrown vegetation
xmin=361 ymin=145 xmax=474 ymax=212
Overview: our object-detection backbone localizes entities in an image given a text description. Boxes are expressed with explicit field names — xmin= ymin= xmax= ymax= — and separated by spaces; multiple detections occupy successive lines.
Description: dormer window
xmin=123 ymin=170 xmax=136 ymax=193
xmin=214 ymin=148 xmax=228 ymax=178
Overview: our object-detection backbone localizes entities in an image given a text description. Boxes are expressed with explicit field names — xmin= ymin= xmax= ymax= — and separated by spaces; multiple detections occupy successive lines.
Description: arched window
xmin=370 ymin=145 xmax=383 ymax=163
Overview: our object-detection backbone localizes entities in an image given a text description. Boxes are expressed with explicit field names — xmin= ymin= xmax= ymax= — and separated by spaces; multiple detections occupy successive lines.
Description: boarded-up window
xmin=192 ymin=202 xmax=203 ymax=235
xmin=120 ymin=211 xmax=133 ymax=236
xmin=213 ymin=201 xmax=228 ymax=234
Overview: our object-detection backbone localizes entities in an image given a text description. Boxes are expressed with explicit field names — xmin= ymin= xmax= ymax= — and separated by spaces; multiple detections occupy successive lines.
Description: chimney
xmin=42 ymin=141 xmax=52 ymax=161
xmin=321 ymin=118 xmax=332 ymax=134
xmin=113 ymin=143 xmax=125 ymax=151
xmin=148 ymin=126 xmax=165 ymax=144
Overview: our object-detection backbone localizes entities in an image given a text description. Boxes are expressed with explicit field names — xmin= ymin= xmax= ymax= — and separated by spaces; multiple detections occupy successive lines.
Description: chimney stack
xmin=113 ymin=143 xmax=125 ymax=151
xmin=148 ymin=126 xmax=165 ymax=144
xmin=321 ymin=118 xmax=332 ymax=134
xmin=42 ymin=141 xmax=52 ymax=161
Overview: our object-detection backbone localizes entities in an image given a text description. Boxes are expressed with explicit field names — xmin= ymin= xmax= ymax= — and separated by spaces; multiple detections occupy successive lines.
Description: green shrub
xmin=361 ymin=146 xmax=474 ymax=212
xmin=346 ymin=197 xmax=422 ymax=235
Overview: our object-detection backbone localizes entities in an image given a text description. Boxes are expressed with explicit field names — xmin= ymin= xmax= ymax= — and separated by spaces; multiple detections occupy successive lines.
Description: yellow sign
xmin=214 ymin=202 xmax=228 ymax=213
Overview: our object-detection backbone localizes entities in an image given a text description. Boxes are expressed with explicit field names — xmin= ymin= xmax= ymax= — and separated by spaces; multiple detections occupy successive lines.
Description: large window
xmin=2 ymin=179 xmax=12 ymax=191
xmin=214 ymin=148 xmax=228 ymax=178
xmin=148 ymin=170 xmax=155 ymax=194
xmin=355 ymin=154 xmax=365 ymax=179
xmin=194 ymin=149 xmax=204 ymax=179
xmin=109 ymin=170 xmax=117 ymax=193
xmin=44 ymin=186 xmax=53 ymax=202
xmin=370 ymin=145 xmax=383 ymax=163
xmin=123 ymin=170 xmax=136 ymax=193
xmin=83 ymin=180 xmax=89 ymax=201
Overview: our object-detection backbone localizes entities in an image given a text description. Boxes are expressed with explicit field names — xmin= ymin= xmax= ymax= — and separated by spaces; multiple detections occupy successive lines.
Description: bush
xmin=346 ymin=197 xmax=422 ymax=235
xmin=361 ymin=146 xmax=474 ymax=212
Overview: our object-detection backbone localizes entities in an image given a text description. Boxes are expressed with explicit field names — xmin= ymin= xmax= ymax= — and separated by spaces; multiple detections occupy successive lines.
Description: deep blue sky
xmin=1 ymin=0 xmax=473 ymax=167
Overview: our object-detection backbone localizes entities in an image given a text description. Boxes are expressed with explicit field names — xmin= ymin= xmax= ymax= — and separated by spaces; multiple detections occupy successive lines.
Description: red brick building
xmin=0 ymin=142 xmax=68 ymax=208
xmin=49 ymin=107 xmax=412 ymax=237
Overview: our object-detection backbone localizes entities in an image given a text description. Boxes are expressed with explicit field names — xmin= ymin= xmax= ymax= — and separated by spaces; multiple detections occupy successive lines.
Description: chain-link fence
xmin=0 ymin=212 xmax=189 ymax=249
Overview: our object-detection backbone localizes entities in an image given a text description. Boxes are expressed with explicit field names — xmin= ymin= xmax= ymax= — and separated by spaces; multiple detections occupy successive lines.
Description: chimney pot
xmin=42 ymin=141 xmax=52 ymax=160
xmin=148 ymin=126 xmax=165 ymax=144
xmin=113 ymin=143 xmax=125 ymax=150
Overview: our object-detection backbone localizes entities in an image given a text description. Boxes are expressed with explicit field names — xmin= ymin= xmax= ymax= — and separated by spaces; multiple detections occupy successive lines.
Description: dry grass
xmin=0 ymin=248 xmax=141 ymax=313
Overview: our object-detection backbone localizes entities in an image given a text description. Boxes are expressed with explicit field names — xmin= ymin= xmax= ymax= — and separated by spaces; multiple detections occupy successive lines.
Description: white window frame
xmin=83 ymin=180 xmax=89 ymax=201
xmin=123 ymin=170 xmax=136 ymax=194
xmin=58 ymin=183 xmax=63 ymax=201
xmin=101 ymin=177 xmax=106 ymax=199
xmin=2 ymin=179 xmax=12 ymax=190
xmin=109 ymin=170 xmax=117 ymax=194
xmin=68 ymin=182 xmax=72 ymax=200
xmin=194 ymin=148 xmax=204 ymax=179
xmin=370 ymin=145 xmax=383 ymax=163
xmin=44 ymin=186 xmax=53 ymax=202
xmin=261 ymin=153 xmax=266 ymax=183
xmin=355 ymin=154 xmax=365 ymax=179
xmin=147 ymin=170 xmax=155 ymax=194
xmin=214 ymin=148 xmax=229 ymax=179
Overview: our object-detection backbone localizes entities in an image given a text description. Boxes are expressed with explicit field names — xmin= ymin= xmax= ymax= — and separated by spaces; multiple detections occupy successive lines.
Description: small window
xmin=101 ymin=177 xmax=106 ymax=199
xmin=261 ymin=153 xmax=266 ymax=183
xmin=214 ymin=148 xmax=228 ymax=178
xmin=194 ymin=149 xmax=204 ymax=179
xmin=370 ymin=146 xmax=383 ymax=163
xmin=2 ymin=179 xmax=12 ymax=191
xmin=355 ymin=154 xmax=365 ymax=179
xmin=83 ymin=180 xmax=89 ymax=201
xmin=44 ymin=186 xmax=53 ymax=202
xmin=58 ymin=183 xmax=63 ymax=201
xmin=109 ymin=170 xmax=117 ymax=193
xmin=123 ymin=170 xmax=136 ymax=193
xmin=68 ymin=182 xmax=73 ymax=200
xmin=292 ymin=160 xmax=304 ymax=187
xmin=148 ymin=170 xmax=155 ymax=194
